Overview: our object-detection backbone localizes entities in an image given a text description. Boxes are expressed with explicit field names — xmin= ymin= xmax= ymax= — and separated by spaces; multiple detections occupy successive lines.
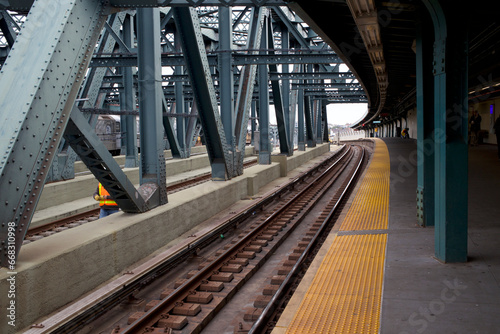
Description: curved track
xmin=24 ymin=145 xmax=368 ymax=334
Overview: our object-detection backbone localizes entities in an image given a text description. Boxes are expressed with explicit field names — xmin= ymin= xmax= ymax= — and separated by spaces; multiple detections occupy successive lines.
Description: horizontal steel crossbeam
xmin=90 ymin=52 xmax=341 ymax=67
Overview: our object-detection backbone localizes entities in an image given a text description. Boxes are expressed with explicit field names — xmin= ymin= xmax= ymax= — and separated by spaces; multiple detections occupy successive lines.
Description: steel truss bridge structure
xmin=0 ymin=1 xmax=367 ymax=266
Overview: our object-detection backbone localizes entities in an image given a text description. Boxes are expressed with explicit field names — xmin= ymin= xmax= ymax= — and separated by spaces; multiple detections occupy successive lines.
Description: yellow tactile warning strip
xmin=283 ymin=139 xmax=390 ymax=334
xmin=340 ymin=139 xmax=390 ymax=231
xmin=285 ymin=234 xmax=387 ymax=334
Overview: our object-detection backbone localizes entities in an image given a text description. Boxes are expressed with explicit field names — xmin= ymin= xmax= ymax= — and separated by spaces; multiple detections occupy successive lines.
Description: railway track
xmin=24 ymin=159 xmax=258 ymax=243
xmin=24 ymin=145 xmax=367 ymax=334
xmin=117 ymin=146 xmax=365 ymax=334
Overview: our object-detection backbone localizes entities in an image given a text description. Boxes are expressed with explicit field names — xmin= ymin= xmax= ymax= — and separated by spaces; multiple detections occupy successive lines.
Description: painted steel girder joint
xmin=65 ymin=109 xmax=150 ymax=213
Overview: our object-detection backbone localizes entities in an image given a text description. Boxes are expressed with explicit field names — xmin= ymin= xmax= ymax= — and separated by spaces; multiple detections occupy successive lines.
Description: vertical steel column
xmin=297 ymin=84 xmax=306 ymax=151
xmin=267 ymin=20 xmax=290 ymax=156
xmin=322 ymin=101 xmax=329 ymax=142
xmin=137 ymin=8 xmax=168 ymax=206
xmin=423 ymin=0 xmax=468 ymax=262
xmin=316 ymin=99 xmax=323 ymax=144
xmin=258 ymin=15 xmax=271 ymax=164
xmin=122 ymin=14 xmax=139 ymax=168
xmin=251 ymin=100 xmax=257 ymax=145
xmin=219 ymin=6 xmax=235 ymax=153
xmin=416 ymin=9 xmax=435 ymax=227
xmin=174 ymin=30 xmax=186 ymax=155
xmin=304 ymin=96 xmax=315 ymax=147
xmin=305 ymin=64 xmax=316 ymax=147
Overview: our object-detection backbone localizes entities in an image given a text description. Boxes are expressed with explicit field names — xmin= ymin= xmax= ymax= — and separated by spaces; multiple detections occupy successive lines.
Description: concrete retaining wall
xmin=73 ymin=145 xmax=210 ymax=174
xmin=271 ymin=144 xmax=331 ymax=177
xmin=38 ymin=146 xmax=255 ymax=211
xmin=0 ymin=144 xmax=327 ymax=333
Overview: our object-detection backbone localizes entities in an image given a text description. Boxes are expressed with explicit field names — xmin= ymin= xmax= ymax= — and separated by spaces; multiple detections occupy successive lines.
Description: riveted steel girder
xmin=49 ymin=12 xmax=129 ymax=182
xmin=258 ymin=14 xmax=271 ymax=164
xmin=0 ymin=0 xmax=288 ymax=11
xmin=268 ymin=19 xmax=291 ymax=155
xmin=219 ymin=6 xmax=236 ymax=177
xmin=64 ymin=108 xmax=148 ymax=213
xmin=173 ymin=7 xmax=231 ymax=180
xmin=111 ymin=0 xmax=287 ymax=7
xmin=137 ymin=8 xmax=168 ymax=205
xmin=234 ymin=7 xmax=266 ymax=174
xmin=121 ymin=13 xmax=140 ymax=168
xmin=0 ymin=0 xmax=108 ymax=267
xmin=0 ymin=10 xmax=16 ymax=47
xmin=162 ymin=100 xmax=185 ymax=159
xmin=89 ymin=53 xmax=342 ymax=68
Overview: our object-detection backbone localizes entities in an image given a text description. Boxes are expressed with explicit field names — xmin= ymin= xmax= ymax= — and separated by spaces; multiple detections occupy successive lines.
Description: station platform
xmin=273 ymin=138 xmax=500 ymax=333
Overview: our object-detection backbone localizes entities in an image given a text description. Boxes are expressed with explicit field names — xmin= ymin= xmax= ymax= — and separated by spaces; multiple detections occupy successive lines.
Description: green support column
xmin=174 ymin=30 xmax=187 ymax=154
xmin=297 ymin=84 xmax=306 ymax=151
xmin=424 ymin=0 xmax=468 ymax=262
xmin=258 ymin=15 xmax=271 ymax=164
xmin=416 ymin=9 xmax=435 ymax=227
xmin=137 ymin=8 xmax=168 ymax=205
xmin=122 ymin=14 xmax=139 ymax=168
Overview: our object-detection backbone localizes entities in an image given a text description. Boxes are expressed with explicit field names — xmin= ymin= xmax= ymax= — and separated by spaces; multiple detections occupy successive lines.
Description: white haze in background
xmin=327 ymin=103 xmax=367 ymax=126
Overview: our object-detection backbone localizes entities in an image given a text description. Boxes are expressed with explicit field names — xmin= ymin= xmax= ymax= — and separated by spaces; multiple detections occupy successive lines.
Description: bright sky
xmin=268 ymin=103 xmax=368 ymax=127
xmin=327 ymin=103 xmax=368 ymax=126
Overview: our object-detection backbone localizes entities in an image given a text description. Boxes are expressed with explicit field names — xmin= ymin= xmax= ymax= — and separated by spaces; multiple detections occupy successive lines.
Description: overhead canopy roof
xmin=290 ymin=0 xmax=500 ymax=127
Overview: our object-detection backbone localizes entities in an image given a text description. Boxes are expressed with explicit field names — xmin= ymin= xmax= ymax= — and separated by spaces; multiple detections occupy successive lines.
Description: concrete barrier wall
xmin=73 ymin=145 xmax=210 ymax=174
xmin=38 ymin=146 xmax=255 ymax=210
xmin=0 ymin=144 xmax=325 ymax=333
xmin=271 ymin=144 xmax=331 ymax=177
xmin=339 ymin=139 xmax=375 ymax=150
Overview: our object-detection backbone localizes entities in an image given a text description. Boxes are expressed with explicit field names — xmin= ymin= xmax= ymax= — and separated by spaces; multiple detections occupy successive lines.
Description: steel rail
xmin=248 ymin=146 xmax=366 ymax=334
xmin=39 ymin=146 xmax=348 ymax=334
xmin=122 ymin=146 xmax=353 ymax=333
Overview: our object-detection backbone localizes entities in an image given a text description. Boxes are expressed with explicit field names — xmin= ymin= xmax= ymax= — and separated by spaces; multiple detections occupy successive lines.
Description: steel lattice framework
xmin=0 ymin=2 xmax=366 ymax=267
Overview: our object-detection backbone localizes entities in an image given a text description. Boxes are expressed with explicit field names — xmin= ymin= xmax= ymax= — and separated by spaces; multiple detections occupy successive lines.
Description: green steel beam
xmin=137 ymin=8 xmax=168 ymax=206
xmin=0 ymin=0 xmax=288 ymax=11
xmin=89 ymin=53 xmax=342 ymax=68
xmin=173 ymin=6 xmax=231 ymax=180
xmin=65 ymin=109 xmax=147 ymax=213
xmin=0 ymin=0 xmax=108 ymax=267
xmin=268 ymin=18 xmax=291 ymax=156
xmin=219 ymin=6 xmax=235 ymax=152
xmin=258 ymin=14 xmax=271 ymax=164
xmin=234 ymin=7 xmax=265 ymax=174
xmin=121 ymin=13 xmax=140 ymax=168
